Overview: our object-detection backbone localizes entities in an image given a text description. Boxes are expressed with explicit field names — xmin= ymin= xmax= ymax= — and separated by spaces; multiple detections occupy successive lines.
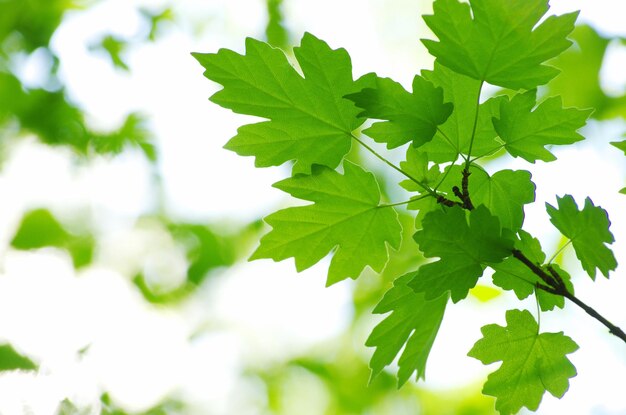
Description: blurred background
xmin=0 ymin=0 xmax=625 ymax=414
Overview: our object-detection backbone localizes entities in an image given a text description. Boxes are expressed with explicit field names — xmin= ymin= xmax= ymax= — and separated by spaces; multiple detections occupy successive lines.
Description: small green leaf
xmin=422 ymin=0 xmax=578 ymax=89
xmin=366 ymin=274 xmax=447 ymax=386
xmin=463 ymin=167 xmax=536 ymax=231
xmin=546 ymin=195 xmax=616 ymax=279
xmin=251 ymin=161 xmax=402 ymax=285
xmin=468 ymin=309 xmax=578 ymax=415
xmin=193 ymin=33 xmax=371 ymax=173
xmin=410 ymin=205 xmax=513 ymax=302
xmin=346 ymin=75 xmax=452 ymax=149
xmin=0 ymin=344 xmax=37 ymax=371
xmin=494 ymin=90 xmax=592 ymax=163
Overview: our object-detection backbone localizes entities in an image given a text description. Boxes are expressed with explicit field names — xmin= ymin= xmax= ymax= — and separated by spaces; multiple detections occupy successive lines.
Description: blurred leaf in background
xmin=0 ymin=344 xmax=38 ymax=372
xmin=0 ymin=0 xmax=160 ymax=158
xmin=545 ymin=24 xmax=626 ymax=119
xmin=11 ymin=208 xmax=94 ymax=268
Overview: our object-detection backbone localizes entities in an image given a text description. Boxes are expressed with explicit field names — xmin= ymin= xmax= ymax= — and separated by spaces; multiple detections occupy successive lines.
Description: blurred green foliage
xmin=266 ymin=0 xmax=289 ymax=49
xmin=253 ymin=337 xmax=497 ymax=415
xmin=546 ymin=25 xmax=626 ymax=119
xmin=0 ymin=0 xmax=161 ymax=159
xmin=0 ymin=344 xmax=37 ymax=371
xmin=133 ymin=218 xmax=263 ymax=304
xmin=11 ymin=208 xmax=94 ymax=268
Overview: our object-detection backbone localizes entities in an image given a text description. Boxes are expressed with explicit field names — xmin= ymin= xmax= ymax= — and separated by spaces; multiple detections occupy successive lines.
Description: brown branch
xmin=512 ymin=249 xmax=626 ymax=344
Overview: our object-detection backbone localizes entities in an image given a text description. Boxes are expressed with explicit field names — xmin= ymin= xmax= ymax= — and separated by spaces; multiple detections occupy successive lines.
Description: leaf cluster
xmin=194 ymin=0 xmax=623 ymax=413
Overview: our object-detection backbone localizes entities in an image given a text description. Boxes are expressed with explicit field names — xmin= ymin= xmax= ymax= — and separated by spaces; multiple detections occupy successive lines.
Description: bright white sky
xmin=0 ymin=0 xmax=625 ymax=414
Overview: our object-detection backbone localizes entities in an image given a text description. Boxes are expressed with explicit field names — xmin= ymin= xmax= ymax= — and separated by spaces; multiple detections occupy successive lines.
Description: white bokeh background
xmin=0 ymin=0 xmax=625 ymax=414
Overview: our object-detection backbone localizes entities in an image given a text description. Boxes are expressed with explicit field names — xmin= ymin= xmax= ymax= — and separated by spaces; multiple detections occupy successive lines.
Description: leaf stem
xmin=351 ymin=134 xmax=458 ymax=207
xmin=378 ymin=193 xmax=431 ymax=208
xmin=433 ymin=155 xmax=459 ymax=191
xmin=464 ymin=81 xmax=484 ymax=170
xmin=547 ymin=239 xmax=572 ymax=264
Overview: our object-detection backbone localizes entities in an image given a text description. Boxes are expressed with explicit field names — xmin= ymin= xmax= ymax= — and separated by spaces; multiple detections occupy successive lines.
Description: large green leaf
xmin=422 ymin=0 xmax=578 ymax=89
xmin=193 ymin=32 xmax=372 ymax=173
xmin=546 ymin=195 xmax=616 ymax=279
xmin=410 ymin=205 xmax=513 ymax=302
xmin=345 ymin=75 xmax=452 ymax=149
xmin=251 ymin=161 xmax=402 ymax=285
xmin=468 ymin=309 xmax=578 ymax=415
xmin=367 ymin=274 xmax=447 ymax=386
xmin=494 ymin=90 xmax=592 ymax=162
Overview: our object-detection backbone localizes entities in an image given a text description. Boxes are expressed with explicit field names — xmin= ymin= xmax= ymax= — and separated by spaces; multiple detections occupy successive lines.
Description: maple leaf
xmin=345 ymin=75 xmax=452 ymax=149
xmin=193 ymin=32 xmax=372 ymax=173
xmin=468 ymin=167 xmax=536 ymax=231
xmin=410 ymin=205 xmax=513 ymax=302
xmin=494 ymin=90 xmax=592 ymax=163
xmin=419 ymin=63 xmax=505 ymax=162
xmin=468 ymin=309 xmax=578 ymax=415
xmin=251 ymin=161 xmax=402 ymax=285
xmin=491 ymin=230 xmax=572 ymax=311
xmin=546 ymin=195 xmax=617 ymax=279
xmin=422 ymin=0 xmax=579 ymax=89
xmin=366 ymin=273 xmax=447 ymax=386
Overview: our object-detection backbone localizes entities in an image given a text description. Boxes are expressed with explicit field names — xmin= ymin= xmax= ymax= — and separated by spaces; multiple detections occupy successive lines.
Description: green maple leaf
xmin=494 ymin=89 xmax=592 ymax=163
xmin=193 ymin=32 xmax=372 ymax=173
xmin=468 ymin=309 xmax=578 ymax=415
xmin=251 ymin=161 xmax=402 ymax=285
xmin=491 ymin=231 xmax=572 ymax=311
xmin=419 ymin=63 xmax=505 ymax=162
xmin=468 ymin=167 xmax=536 ymax=231
xmin=546 ymin=195 xmax=617 ymax=279
xmin=366 ymin=273 xmax=447 ymax=386
xmin=422 ymin=0 xmax=578 ymax=90
xmin=410 ymin=205 xmax=513 ymax=302
xmin=345 ymin=75 xmax=452 ymax=149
